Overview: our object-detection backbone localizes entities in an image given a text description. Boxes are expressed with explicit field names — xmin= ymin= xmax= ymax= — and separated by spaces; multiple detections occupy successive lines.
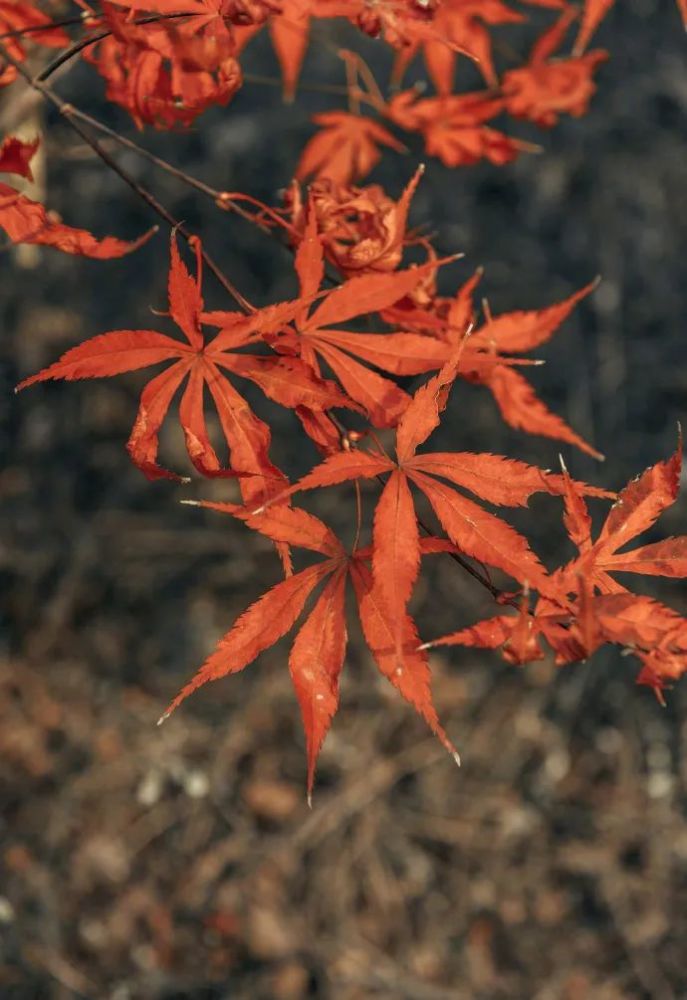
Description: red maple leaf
xmin=233 ymin=0 xmax=312 ymax=101
xmin=0 ymin=183 xmax=156 ymax=258
xmin=270 ymin=0 xmax=312 ymax=100
xmin=391 ymin=0 xmax=524 ymax=92
xmin=296 ymin=112 xmax=406 ymax=186
xmin=555 ymin=439 xmax=687 ymax=595
xmin=593 ymin=593 xmax=687 ymax=700
xmin=159 ymin=503 xmax=460 ymax=799
xmin=502 ymin=9 xmax=608 ymax=127
xmin=206 ymin=204 xmax=452 ymax=449
xmin=424 ymin=582 xmax=687 ymax=702
xmin=16 ymin=234 xmax=353 ymax=492
xmin=85 ymin=2 xmax=242 ymax=128
xmin=388 ymin=90 xmax=538 ymax=168
xmin=264 ymin=353 xmax=612 ymax=644
xmin=421 ymin=593 xmax=562 ymax=666
xmin=422 ymin=588 xmax=687 ymax=691
xmin=382 ymin=270 xmax=604 ymax=457
xmin=423 ymin=445 xmax=687 ymax=692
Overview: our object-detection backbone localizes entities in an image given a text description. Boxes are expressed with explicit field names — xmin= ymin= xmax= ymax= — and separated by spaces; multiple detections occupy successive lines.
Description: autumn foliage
xmin=4 ymin=0 xmax=686 ymax=798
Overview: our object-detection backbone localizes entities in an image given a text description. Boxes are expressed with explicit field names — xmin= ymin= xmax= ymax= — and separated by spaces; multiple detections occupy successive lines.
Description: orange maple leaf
xmin=382 ymin=271 xmax=604 ymax=457
xmin=207 ymin=205 xmax=451 ymax=443
xmin=16 ymin=234 xmax=353 ymax=491
xmin=270 ymin=0 xmax=312 ymax=100
xmin=0 ymin=183 xmax=156 ymax=258
xmin=391 ymin=0 xmax=524 ymax=92
xmin=296 ymin=111 xmax=405 ymax=186
xmin=160 ymin=503 xmax=460 ymax=799
xmin=270 ymin=354 xmax=613 ymax=630
xmin=85 ymin=3 xmax=242 ymax=128
xmin=388 ymin=90 xmax=538 ymax=168
xmin=556 ymin=439 xmax=687 ymax=595
xmin=502 ymin=10 xmax=608 ymax=127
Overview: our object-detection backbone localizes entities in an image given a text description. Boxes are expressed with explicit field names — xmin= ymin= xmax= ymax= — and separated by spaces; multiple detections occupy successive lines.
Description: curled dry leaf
xmin=0 ymin=183 xmax=156 ymax=258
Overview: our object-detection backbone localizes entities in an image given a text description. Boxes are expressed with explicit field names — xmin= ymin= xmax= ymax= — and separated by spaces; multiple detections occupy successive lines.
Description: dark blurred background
xmin=1 ymin=1 xmax=687 ymax=997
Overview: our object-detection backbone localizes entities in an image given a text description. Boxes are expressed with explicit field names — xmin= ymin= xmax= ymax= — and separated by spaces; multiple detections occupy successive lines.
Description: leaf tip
xmin=417 ymin=641 xmax=432 ymax=650
xmin=452 ymin=750 xmax=462 ymax=767
xmin=156 ymin=710 xmax=170 ymax=726
xmin=180 ymin=499 xmax=201 ymax=506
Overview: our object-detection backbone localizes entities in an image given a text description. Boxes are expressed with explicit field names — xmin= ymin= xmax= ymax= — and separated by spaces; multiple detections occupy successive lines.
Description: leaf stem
xmin=353 ymin=480 xmax=362 ymax=553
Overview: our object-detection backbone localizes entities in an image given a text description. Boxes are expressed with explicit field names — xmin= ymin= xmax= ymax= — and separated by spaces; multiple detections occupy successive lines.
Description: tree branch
xmin=0 ymin=38 xmax=253 ymax=312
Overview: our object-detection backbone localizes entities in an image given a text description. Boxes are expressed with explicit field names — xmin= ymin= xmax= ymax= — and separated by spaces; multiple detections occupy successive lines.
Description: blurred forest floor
xmin=1 ymin=1 xmax=687 ymax=997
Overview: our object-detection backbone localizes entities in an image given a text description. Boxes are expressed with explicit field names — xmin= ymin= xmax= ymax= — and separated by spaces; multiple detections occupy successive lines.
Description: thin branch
xmin=0 ymin=15 xmax=90 ymax=40
xmin=63 ymin=111 xmax=252 ymax=309
xmin=418 ymin=514 xmax=514 ymax=605
xmin=36 ymin=12 xmax=196 ymax=83
xmin=48 ymin=101 xmax=268 ymax=229
xmin=0 ymin=39 xmax=253 ymax=312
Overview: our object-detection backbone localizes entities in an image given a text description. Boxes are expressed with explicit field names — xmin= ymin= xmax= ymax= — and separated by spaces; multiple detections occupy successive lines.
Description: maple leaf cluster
xmin=16 ymin=184 xmax=687 ymax=795
xmin=0 ymin=0 xmax=679 ymax=156
xmin=3 ymin=0 xmax=686 ymax=795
